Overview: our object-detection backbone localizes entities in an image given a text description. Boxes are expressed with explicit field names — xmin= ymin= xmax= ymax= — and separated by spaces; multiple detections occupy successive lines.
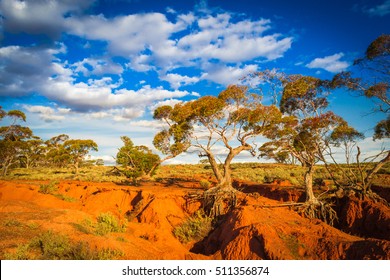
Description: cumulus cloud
xmin=201 ymin=64 xmax=259 ymax=85
xmin=1 ymin=4 xmax=294 ymax=125
xmin=73 ymin=57 xmax=124 ymax=76
xmin=365 ymin=0 xmax=390 ymax=17
xmin=0 ymin=45 xmax=65 ymax=97
xmin=148 ymin=99 xmax=184 ymax=112
xmin=65 ymin=13 xmax=184 ymax=57
xmin=0 ymin=44 xmax=192 ymax=118
xmin=23 ymin=105 xmax=68 ymax=122
xmin=161 ymin=73 xmax=200 ymax=89
xmin=64 ymin=10 xmax=292 ymax=77
xmin=306 ymin=53 xmax=350 ymax=73
xmin=175 ymin=14 xmax=291 ymax=63
xmin=0 ymin=0 xmax=92 ymax=38
xmin=41 ymin=73 xmax=192 ymax=113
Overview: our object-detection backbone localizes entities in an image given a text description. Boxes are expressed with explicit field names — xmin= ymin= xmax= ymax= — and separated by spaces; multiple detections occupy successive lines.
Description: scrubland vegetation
xmin=0 ymin=35 xmax=389 ymax=254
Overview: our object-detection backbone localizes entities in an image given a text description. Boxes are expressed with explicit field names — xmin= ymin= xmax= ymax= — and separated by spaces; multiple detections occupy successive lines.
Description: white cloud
xmin=306 ymin=53 xmax=350 ymax=73
xmin=0 ymin=0 xmax=92 ymax=38
xmin=128 ymin=120 xmax=166 ymax=129
xmin=161 ymin=73 xmax=200 ymax=89
xmin=148 ymin=99 xmax=184 ymax=112
xmin=176 ymin=15 xmax=291 ymax=63
xmin=88 ymin=155 xmax=116 ymax=165
xmin=1 ymin=45 xmax=192 ymax=117
xmin=23 ymin=105 xmax=67 ymax=122
xmin=73 ymin=57 xmax=123 ymax=76
xmin=0 ymin=45 xmax=65 ymax=97
xmin=65 ymin=13 xmax=185 ymax=57
xmin=366 ymin=0 xmax=390 ymax=17
xmin=201 ymin=64 xmax=259 ymax=85
xmin=65 ymin=11 xmax=292 ymax=80
xmin=41 ymin=74 xmax=192 ymax=114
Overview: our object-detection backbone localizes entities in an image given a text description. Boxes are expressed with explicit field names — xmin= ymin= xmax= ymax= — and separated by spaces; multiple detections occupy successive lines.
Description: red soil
xmin=0 ymin=179 xmax=389 ymax=260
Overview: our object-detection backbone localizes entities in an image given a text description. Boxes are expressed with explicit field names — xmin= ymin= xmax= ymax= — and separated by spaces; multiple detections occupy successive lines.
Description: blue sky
xmin=0 ymin=0 xmax=389 ymax=164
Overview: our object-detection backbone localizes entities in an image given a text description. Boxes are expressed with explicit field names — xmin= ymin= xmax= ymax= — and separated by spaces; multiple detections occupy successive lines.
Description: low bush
xmin=38 ymin=181 xmax=59 ymax=194
xmin=3 ymin=231 xmax=125 ymax=260
xmin=95 ymin=212 xmax=127 ymax=236
xmin=173 ymin=210 xmax=213 ymax=243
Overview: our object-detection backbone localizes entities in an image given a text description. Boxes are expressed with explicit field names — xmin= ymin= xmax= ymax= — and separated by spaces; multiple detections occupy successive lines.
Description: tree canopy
xmin=116 ymin=136 xmax=160 ymax=183
xmin=153 ymin=85 xmax=288 ymax=189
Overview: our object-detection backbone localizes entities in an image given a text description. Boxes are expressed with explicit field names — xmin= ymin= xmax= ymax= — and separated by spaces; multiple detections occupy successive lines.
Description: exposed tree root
xmin=298 ymin=200 xmax=338 ymax=226
xmin=255 ymin=200 xmax=338 ymax=226
xmin=185 ymin=186 xmax=238 ymax=218
xmin=203 ymin=186 xmax=238 ymax=218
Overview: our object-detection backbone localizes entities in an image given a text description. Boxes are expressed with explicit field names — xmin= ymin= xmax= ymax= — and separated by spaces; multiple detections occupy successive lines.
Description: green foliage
xmin=199 ymin=179 xmax=211 ymax=189
xmin=38 ymin=181 xmax=76 ymax=202
xmin=3 ymin=244 xmax=30 ymax=260
xmin=365 ymin=34 xmax=390 ymax=60
xmin=4 ymin=219 xmax=23 ymax=227
xmin=63 ymin=139 xmax=98 ymax=174
xmin=116 ymin=136 xmax=160 ymax=181
xmin=39 ymin=181 xmax=59 ymax=194
xmin=29 ymin=231 xmax=75 ymax=259
xmin=373 ymin=116 xmax=390 ymax=140
xmin=280 ymin=75 xmax=327 ymax=115
xmin=153 ymin=84 xmax=287 ymax=188
xmin=95 ymin=212 xmax=127 ymax=236
xmin=173 ymin=210 xmax=213 ymax=243
xmin=3 ymin=231 xmax=125 ymax=260
xmin=0 ymin=108 xmax=35 ymax=176
xmin=73 ymin=214 xmax=127 ymax=236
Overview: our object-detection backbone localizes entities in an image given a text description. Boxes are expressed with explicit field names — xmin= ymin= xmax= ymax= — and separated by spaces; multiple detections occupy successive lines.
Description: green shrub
xmin=4 ymin=219 xmax=22 ymax=227
xmin=95 ymin=212 xmax=127 ymax=236
xmin=173 ymin=210 xmax=213 ymax=243
xmin=3 ymin=244 xmax=30 ymax=260
xmin=38 ymin=181 xmax=59 ymax=194
xmin=199 ymin=179 xmax=211 ymax=189
xmin=3 ymin=231 xmax=125 ymax=260
xmin=29 ymin=231 xmax=73 ymax=259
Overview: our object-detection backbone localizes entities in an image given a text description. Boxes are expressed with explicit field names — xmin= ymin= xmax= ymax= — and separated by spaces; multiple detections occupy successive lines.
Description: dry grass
xmin=3 ymin=162 xmax=388 ymax=188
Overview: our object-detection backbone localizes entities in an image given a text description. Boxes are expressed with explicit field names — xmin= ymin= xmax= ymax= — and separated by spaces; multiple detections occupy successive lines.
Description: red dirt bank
xmin=0 ymin=179 xmax=389 ymax=259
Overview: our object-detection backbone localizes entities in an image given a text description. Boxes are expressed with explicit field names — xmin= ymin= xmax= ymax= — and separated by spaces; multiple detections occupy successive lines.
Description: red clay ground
xmin=0 ymin=179 xmax=389 ymax=259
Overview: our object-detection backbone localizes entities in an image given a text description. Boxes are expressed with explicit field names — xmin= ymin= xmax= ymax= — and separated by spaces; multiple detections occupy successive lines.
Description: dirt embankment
xmin=0 ymin=179 xmax=389 ymax=259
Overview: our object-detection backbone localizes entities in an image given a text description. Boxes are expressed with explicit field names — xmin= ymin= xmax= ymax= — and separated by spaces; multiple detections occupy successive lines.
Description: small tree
xmin=153 ymin=86 xmax=287 ymax=216
xmin=329 ymin=35 xmax=390 ymax=195
xmin=63 ymin=139 xmax=98 ymax=174
xmin=260 ymin=76 xmax=354 ymax=203
xmin=45 ymin=134 xmax=71 ymax=168
xmin=0 ymin=107 xmax=33 ymax=176
xmin=154 ymin=86 xmax=286 ymax=190
xmin=116 ymin=136 xmax=160 ymax=183
xmin=19 ymin=136 xmax=46 ymax=169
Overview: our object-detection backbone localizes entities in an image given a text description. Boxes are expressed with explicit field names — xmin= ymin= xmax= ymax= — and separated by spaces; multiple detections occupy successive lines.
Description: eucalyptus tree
xmin=328 ymin=35 xmax=390 ymax=195
xmin=45 ymin=134 xmax=71 ymax=168
xmin=259 ymin=76 xmax=349 ymax=204
xmin=63 ymin=139 xmax=98 ymax=174
xmin=331 ymin=34 xmax=389 ymax=132
xmin=154 ymin=85 xmax=287 ymax=190
xmin=19 ymin=136 xmax=46 ymax=168
xmin=116 ymin=136 xmax=160 ymax=183
xmin=0 ymin=107 xmax=33 ymax=176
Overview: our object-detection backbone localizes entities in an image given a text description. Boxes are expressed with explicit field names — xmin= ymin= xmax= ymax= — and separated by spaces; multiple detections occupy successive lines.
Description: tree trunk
xmin=220 ymin=150 xmax=236 ymax=189
xmin=1 ymin=155 xmax=13 ymax=176
xmin=304 ymin=165 xmax=318 ymax=203
xmin=207 ymin=153 xmax=224 ymax=184
xmin=364 ymin=150 xmax=390 ymax=193
xmin=74 ymin=161 xmax=79 ymax=174
xmin=146 ymin=155 xmax=174 ymax=178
